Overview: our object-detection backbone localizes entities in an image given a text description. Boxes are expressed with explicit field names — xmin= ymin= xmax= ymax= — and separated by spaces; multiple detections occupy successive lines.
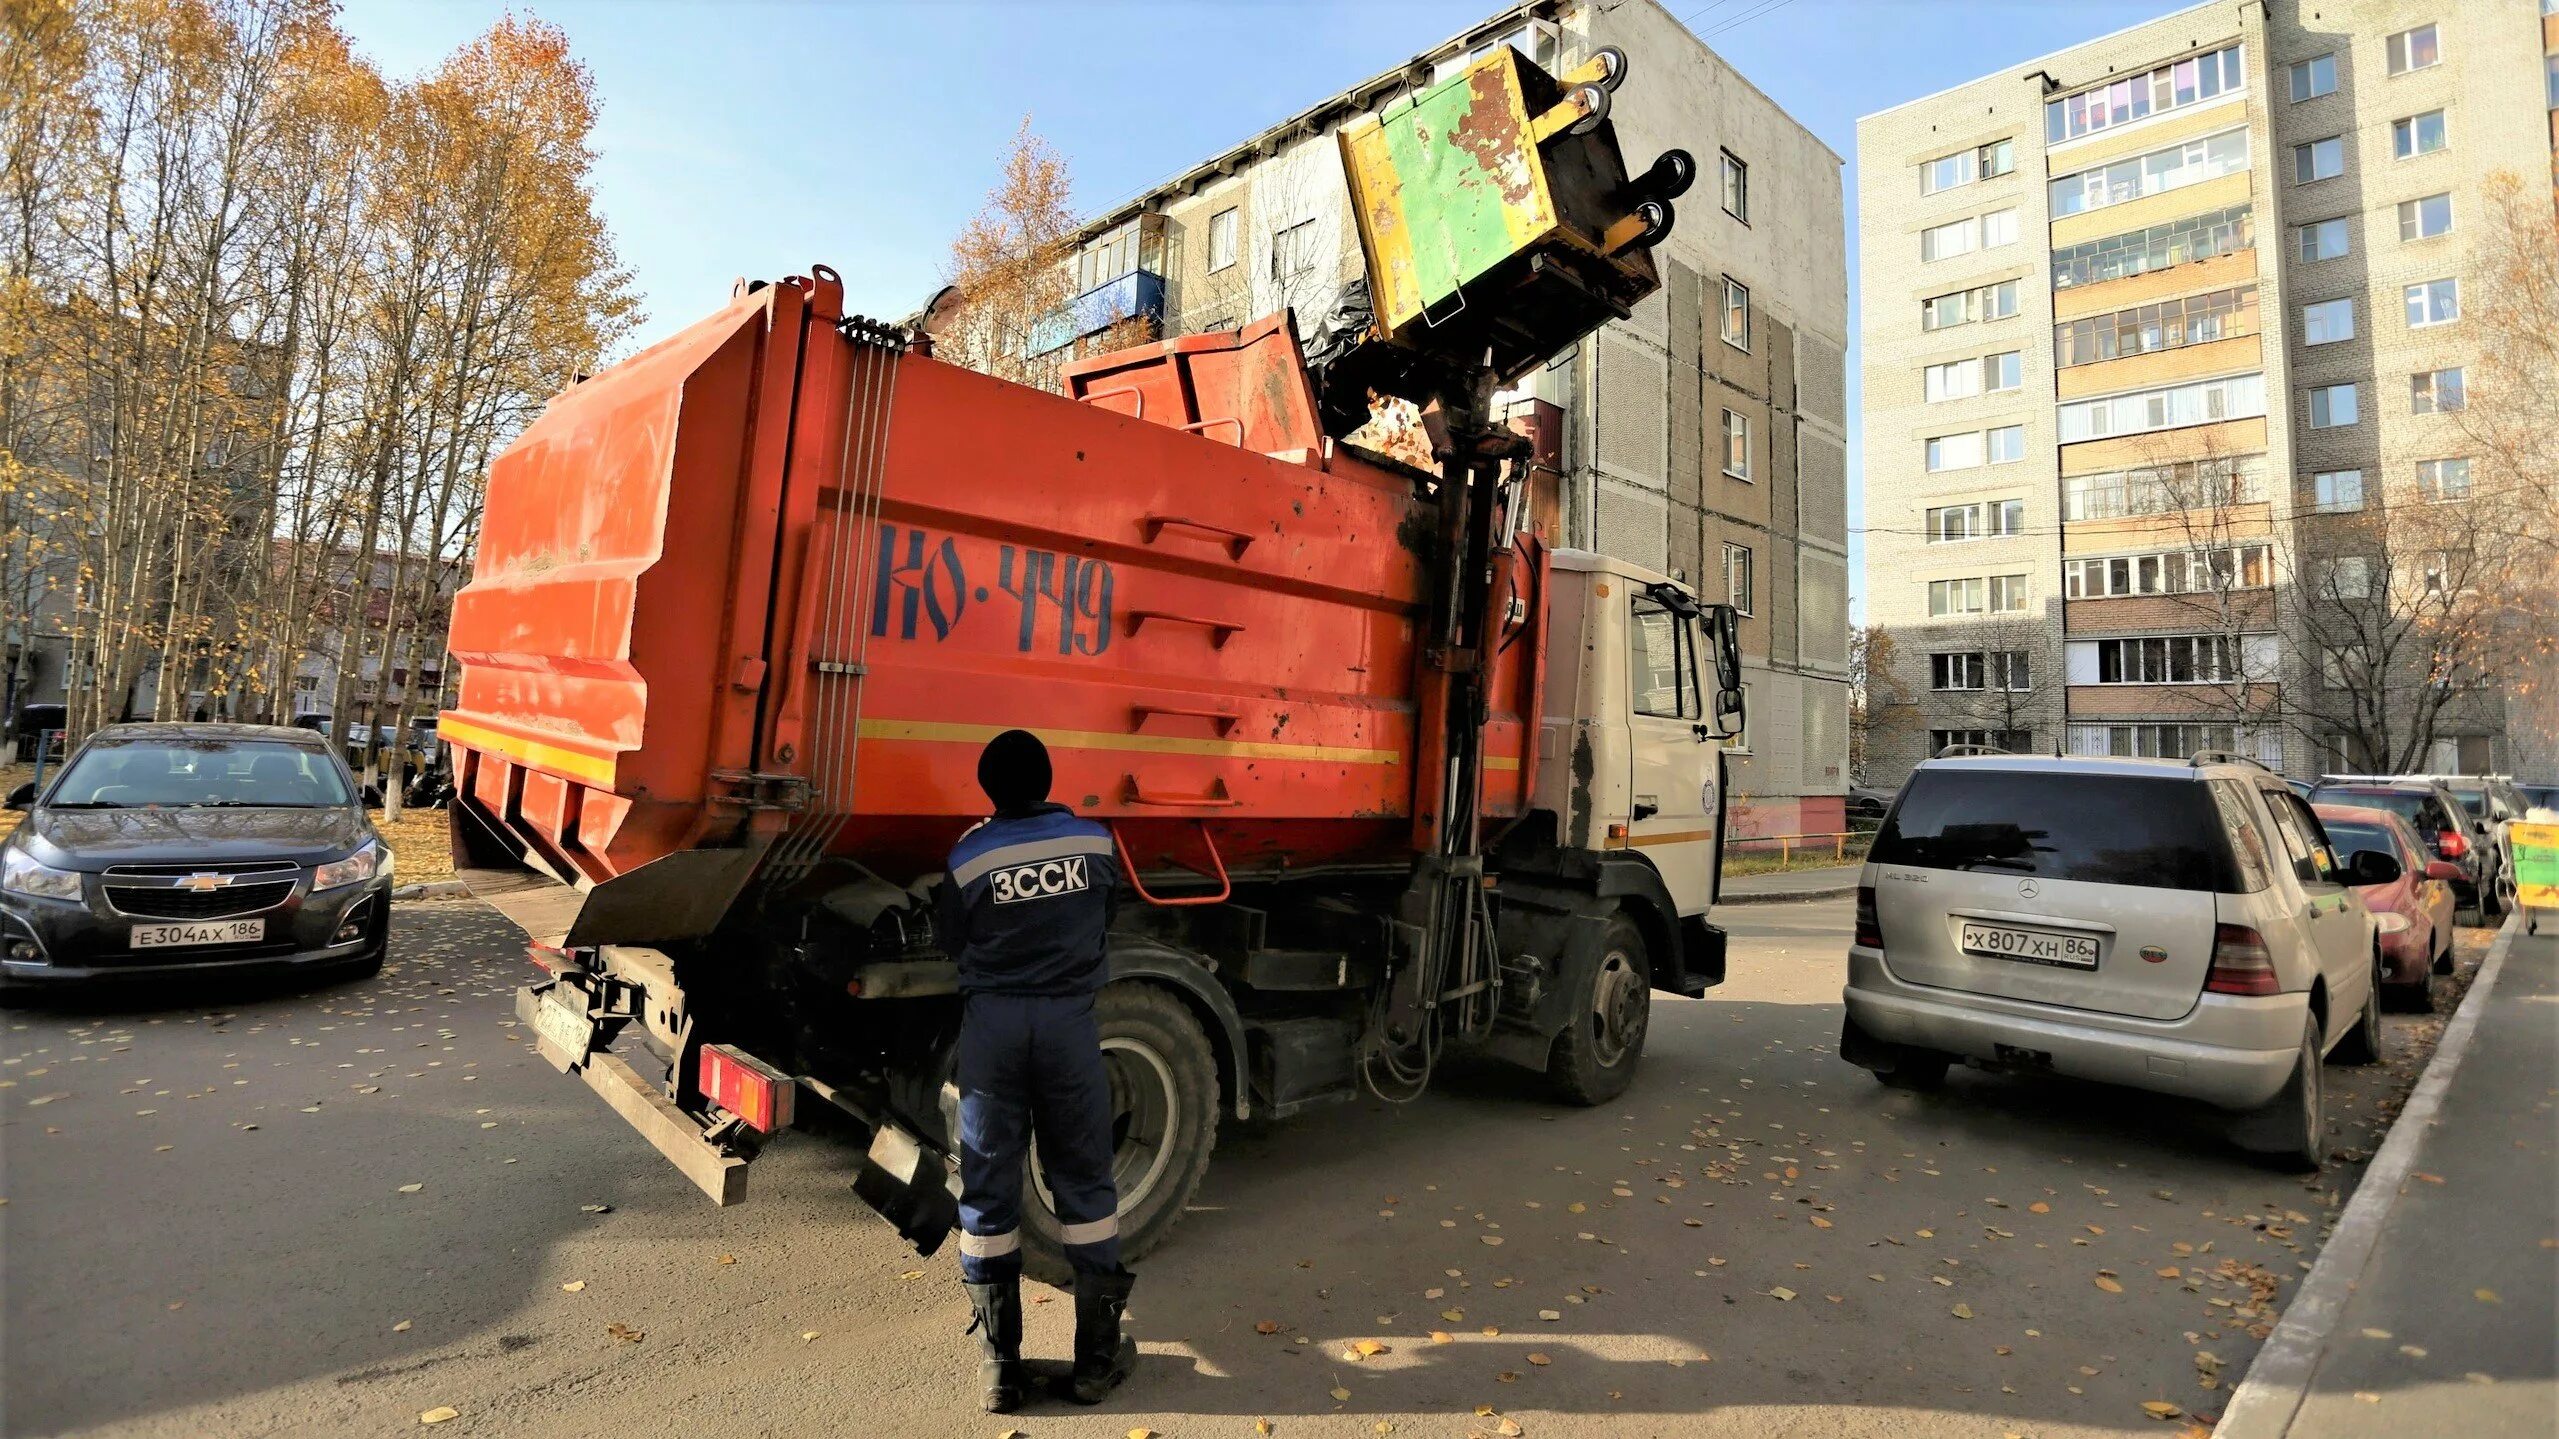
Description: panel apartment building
xmin=1045 ymin=0 xmax=1853 ymax=834
xmin=1857 ymin=0 xmax=2555 ymax=784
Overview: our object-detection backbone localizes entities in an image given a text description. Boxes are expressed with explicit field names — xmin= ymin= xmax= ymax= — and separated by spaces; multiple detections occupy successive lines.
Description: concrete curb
xmin=1719 ymin=882 xmax=1859 ymax=906
xmin=391 ymin=879 xmax=471 ymax=901
xmin=2214 ymin=913 xmax=2525 ymax=1439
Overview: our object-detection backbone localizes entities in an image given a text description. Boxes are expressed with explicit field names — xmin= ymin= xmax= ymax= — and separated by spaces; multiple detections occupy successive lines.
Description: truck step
xmin=1242 ymin=949 xmax=1356 ymax=991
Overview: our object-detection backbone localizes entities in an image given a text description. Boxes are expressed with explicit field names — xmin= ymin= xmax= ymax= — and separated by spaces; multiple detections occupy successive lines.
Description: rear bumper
xmin=1843 ymin=948 xmax=2305 ymax=1110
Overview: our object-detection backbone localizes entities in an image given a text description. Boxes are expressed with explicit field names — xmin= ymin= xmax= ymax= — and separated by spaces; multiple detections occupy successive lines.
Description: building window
xmin=2045 ymin=43 xmax=2246 ymax=144
xmin=2056 ymin=373 xmax=2265 ymax=443
xmin=1721 ymin=409 xmax=1752 ymax=480
xmin=2050 ymin=127 xmax=2249 ymax=218
xmin=1720 ymin=149 xmax=1748 ymax=223
xmin=2323 ymin=555 xmax=2373 ymax=600
xmin=2288 ymin=53 xmax=2336 ymax=102
xmin=1987 ymin=574 xmax=2030 ymax=613
xmin=2053 ymin=285 xmax=2258 ymax=367
xmin=2302 ymin=297 xmax=2354 ymax=346
xmin=1925 ymin=357 xmax=1982 ymax=403
xmin=2093 ymin=634 xmax=2248 ymax=684
xmin=1926 ymin=498 xmax=2024 ymax=543
xmin=1986 ymin=425 xmax=2024 ymax=464
xmin=1928 ymin=577 xmax=1987 ymax=616
xmin=1721 ymin=277 xmax=1750 ymax=350
xmin=1272 ymin=217 xmax=1319 ymax=277
xmin=2320 ymin=646 xmax=2357 ymax=689
xmin=2052 ymin=205 xmax=2250 ymax=290
xmin=1206 ymin=207 xmax=1238 ymax=272
xmin=1934 ymin=728 xmax=2032 ymax=755
xmin=2392 ymin=110 xmax=2447 ymax=160
xmin=2293 ymin=136 xmax=2344 ymax=184
xmin=2414 ymin=457 xmax=2472 ymax=500
xmin=1921 ymin=137 xmax=2014 ymax=195
xmin=2063 ymin=457 xmax=2265 ymax=521
xmin=1724 ymin=543 xmax=1754 ymax=615
xmin=1921 ymin=216 xmax=1977 ymax=263
xmin=1920 ymin=279 xmax=2018 ymax=332
xmin=2409 ymin=367 xmax=2465 ymax=415
xmin=2069 ymin=723 xmax=2278 ymax=763
xmin=2307 ymin=383 xmax=2359 ymax=429
xmin=1984 ymin=350 xmax=2022 ymax=392
xmin=1932 ymin=652 xmax=1986 ymax=691
xmin=2295 ymin=217 xmax=2350 ymax=263
xmin=2403 ymin=277 xmax=2459 ymax=327
xmin=1990 ymin=650 xmax=2032 ymax=691
xmin=2549 ymin=51 xmax=2558 ymax=107
xmin=2310 ymin=468 xmax=2365 ymax=512
xmin=2397 ymin=193 xmax=2453 ymax=241
xmin=1980 ymin=138 xmax=2014 ymax=179
xmin=2385 ymin=23 xmax=2440 ymax=77
xmin=2064 ymin=543 xmax=2271 ymax=598
xmin=1981 ymin=209 xmax=2018 ymax=248
xmin=1925 ymin=430 xmax=1985 ymax=473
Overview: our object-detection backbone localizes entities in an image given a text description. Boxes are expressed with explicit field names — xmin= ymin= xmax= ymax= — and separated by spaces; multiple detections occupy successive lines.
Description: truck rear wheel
xmin=1017 ymin=983 xmax=1220 ymax=1287
xmin=1546 ymin=913 xmax=1650 ymax=1106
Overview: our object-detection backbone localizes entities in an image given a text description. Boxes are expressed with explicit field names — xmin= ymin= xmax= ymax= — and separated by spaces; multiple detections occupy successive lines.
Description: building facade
xmin=1059 ymin=0 xmax=1854 ymax=833
xmin=1857 ymin=0 xmax=2554 ymax=785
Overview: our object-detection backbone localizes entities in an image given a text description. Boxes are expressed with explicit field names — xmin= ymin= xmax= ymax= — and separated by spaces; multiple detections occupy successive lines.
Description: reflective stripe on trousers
xmin=954 ymin=992 xmax=1124 ymax=1282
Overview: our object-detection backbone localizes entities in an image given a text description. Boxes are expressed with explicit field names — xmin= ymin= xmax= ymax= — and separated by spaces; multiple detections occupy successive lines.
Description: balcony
xmin=1028 ymin=269 xmax=1165 ymax=358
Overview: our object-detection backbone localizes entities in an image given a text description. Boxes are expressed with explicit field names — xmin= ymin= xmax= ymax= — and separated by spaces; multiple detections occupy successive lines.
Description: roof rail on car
xmin=2187 ymin=749 xmax=2270 ymax=771
xmin=1933 ymin=743 xmax=2010 ymax=759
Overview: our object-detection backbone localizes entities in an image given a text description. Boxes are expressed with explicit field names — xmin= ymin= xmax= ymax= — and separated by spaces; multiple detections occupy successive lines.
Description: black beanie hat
xmin=977 ymin=729 xmax=1052 ymax=814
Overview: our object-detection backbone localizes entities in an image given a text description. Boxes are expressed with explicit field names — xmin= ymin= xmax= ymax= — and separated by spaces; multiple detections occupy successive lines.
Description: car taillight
xmin=2203 ymin=923 xmax=2280 ymax=996
xmin=698 ymin=1043 xmax=796 ymax=1134
xmin=2435 ymin=830 xmax=2468 ymax=859
xmin=1854 ymin=885 xmax=1883 ymax=949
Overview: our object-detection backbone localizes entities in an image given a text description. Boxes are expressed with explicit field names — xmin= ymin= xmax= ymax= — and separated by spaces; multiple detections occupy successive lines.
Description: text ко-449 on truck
xmin=441 ymin=44 xmax=1731 ymax=1282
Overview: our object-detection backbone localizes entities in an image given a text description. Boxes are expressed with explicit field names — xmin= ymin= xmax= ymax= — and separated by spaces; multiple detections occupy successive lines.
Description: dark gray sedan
xmin=1 ymin=723 xmax=392 ymax=994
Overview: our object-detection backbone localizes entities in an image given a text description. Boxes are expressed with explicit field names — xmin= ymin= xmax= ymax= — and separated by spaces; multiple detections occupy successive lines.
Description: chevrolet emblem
xmin=175 ymin=872 xmax=233 ymax=892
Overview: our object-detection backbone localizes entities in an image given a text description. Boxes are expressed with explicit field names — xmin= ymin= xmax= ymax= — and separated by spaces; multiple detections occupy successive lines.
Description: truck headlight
xmin=2373 ymin=912 xmax=2410 ymax=935
xmin=313 ymin=842 xmax=383 ymax=892
xmin=1 ymin=849 xmax=83 ymax=902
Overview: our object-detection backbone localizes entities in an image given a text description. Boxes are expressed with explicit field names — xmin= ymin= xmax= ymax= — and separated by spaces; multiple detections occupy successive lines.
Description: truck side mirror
xmin=1714 ymin=686 xmax=1745 ymax=739
xmin=1710 ymin=605 xmax=1742 ymax=694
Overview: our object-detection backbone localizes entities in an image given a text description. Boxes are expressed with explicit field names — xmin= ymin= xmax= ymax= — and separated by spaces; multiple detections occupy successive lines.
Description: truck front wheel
xmin=1017 ymin=983 xmax=1220 ymax=1287
xmin=1546 ymin=912 xmax=1650 ymax=1106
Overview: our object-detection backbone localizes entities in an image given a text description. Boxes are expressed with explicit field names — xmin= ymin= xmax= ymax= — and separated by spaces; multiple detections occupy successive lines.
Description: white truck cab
xmin=1534 ymin=550 xmax=1746 ymax=914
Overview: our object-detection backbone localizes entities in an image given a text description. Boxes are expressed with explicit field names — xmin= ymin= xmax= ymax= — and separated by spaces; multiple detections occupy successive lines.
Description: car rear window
xmin=2314 ymin=787 xmax=2436 ymax=829
xmin=2320 ymin=820 xmax=2396 ymax=862
xmin=1871 ymin=769 xmax=2238 ymax=892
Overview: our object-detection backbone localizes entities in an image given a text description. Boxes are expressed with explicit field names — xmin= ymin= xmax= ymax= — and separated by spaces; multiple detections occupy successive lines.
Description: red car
xmin=2315 ymin=803 xmax=2460 ymax=1011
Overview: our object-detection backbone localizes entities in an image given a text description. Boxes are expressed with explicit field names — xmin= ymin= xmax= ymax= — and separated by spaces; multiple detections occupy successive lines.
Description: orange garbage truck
xmin=444 ymin=44 xmax=1742 ymax=1280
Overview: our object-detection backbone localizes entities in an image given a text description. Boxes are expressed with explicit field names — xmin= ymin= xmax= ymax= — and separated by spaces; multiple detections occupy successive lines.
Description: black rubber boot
xmin=963 ymin=1278 xmax=1024 ymax=1414
xmin=1063 ymin=1267 xmax=1138 ymax=1405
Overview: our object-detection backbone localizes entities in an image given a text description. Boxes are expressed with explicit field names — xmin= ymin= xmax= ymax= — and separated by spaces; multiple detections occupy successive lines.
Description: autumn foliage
xmin=0 ymin=0 xmax=634 ymax=779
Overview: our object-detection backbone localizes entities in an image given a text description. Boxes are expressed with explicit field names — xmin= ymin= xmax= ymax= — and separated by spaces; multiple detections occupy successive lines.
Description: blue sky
xmin=338 ymin=0 xmax=2198 ymax=605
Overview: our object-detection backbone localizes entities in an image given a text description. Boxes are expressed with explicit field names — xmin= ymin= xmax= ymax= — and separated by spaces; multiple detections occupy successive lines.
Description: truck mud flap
xmin=516 ymin=984 xmax=749 ymax=1205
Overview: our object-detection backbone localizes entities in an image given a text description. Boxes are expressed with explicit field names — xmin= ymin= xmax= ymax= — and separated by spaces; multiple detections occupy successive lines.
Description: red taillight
xmin=698 ymin=1044 xmax=796 ymax=1134
xmin=2435 ymin=830 xmax=2468 ymax=859
xmin=2204 ymin=923 xmax=2280 ymax=996
xmin=1854 ymin=885 xmax=1883 ymax=949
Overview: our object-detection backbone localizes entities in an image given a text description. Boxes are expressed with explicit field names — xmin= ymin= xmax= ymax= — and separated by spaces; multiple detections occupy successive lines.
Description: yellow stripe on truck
xmin=854 ymin=717 xmax=1403 ymax=767
xmin=438 ymin=715 xmax=619 ymax=788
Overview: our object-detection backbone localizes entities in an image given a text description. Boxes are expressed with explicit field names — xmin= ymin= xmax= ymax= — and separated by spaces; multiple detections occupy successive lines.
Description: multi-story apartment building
xmin=1858 ymin=0 xmax=2554 ymax=785
xmin=1051 ymin=0 xmax=1854 ymax=832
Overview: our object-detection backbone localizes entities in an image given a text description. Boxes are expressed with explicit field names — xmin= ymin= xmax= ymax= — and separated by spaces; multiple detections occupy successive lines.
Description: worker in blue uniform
xmin=937 ymin=729 xmax=1137 ymax=1413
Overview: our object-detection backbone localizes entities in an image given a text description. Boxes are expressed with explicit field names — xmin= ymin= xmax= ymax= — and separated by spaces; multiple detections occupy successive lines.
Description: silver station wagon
xmin=1839 ymin=752 xmax=2392 ymax=1168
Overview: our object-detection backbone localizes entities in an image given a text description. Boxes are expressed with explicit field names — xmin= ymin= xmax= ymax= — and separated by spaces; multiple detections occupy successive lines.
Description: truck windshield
xmin=47 ymin=740 xmax=351 ymax=809
xmin=1870 ymin=769 xmax=2236 ymax=892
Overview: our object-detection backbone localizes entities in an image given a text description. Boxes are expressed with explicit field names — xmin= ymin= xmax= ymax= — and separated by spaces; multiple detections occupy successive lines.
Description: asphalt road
xmin=1 ymin=899 xmax=2485 ymax=1439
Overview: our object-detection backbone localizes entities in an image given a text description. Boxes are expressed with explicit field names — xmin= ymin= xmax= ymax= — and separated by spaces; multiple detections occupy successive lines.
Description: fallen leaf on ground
xmin=1256 ymin=1423 xmax=1274 ymax=1436
xmin=396 ymin=1183 xmax=423 ymax=1194
xmin=561 ymin=1280 xmax=586 ymax=1293
xmin=899 ymin=1270 xmax=925 ymax=1281
xmin=607 ymin=1322 xmax=644 ymax=1343
xmin=392 ymin=1320 xmax=412 ymax=1333
xmin=1431 ymin=1331 xmax=1454 ymax=1344
xmin=1441 ymin=1309 xmax=1464 ymax=1322
xmin=2095 ymin=1275 xmax=2124 ymax=1293
xmin=1768 ymin=1287 xmax=1796 ymax=1302
xmin=1950 ymin=1304 xmax=1974 ymax=1320
xmin=1538 ymin=1309 xmax=1561 ymax=1321
xmin=1809 ymin=1216 xmax=1832 ymax=1229
xmin=1130 ymin=1429 xmax=1157 ymax=1439
xmin=1329 ymin=1386 xmax=1352 ymax=1402
xmin=580 ymin=1204 xmax=611 ymax=1214
xmin=1527 ymin=1352 xmax=1551 ymax=1366
xmin=717 ymin=1254 xmax=736 ymax=1265
xmin=1480 ymin=1235 xmax=1503 ymax=1246
xmin=800 ymin=1331 xmax=819 ymax=1342
xmin=419 ymin=1408 xmax=459 ymax=1425
xmin=1355 ymin=1339 xmax=1389 ymax=1356
xmin=2475 ymin=1288 xmax=2501 ymax=1304
xmin=1256 ymin=1320 xmax=1281 ymax=1335
xmin=2141 ymin=1401 xmax=2183 ymax=1420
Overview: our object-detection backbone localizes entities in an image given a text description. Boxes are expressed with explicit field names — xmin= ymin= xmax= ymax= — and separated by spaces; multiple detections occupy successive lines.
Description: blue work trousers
xmin=954 ymin=992 xmax=1123 ymax=1283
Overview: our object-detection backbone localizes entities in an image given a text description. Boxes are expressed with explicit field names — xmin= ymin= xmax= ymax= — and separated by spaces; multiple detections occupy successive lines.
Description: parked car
xmin=0 ymin=723 xmax=393 ymax=996
xmin=2308 ymin=778 xmax=2497 ymax=921
xmin=2412 ymin=776 xmax=2530 ymax=913
xmin=2313 ymin=803 xmax=2458 ymax=1012
xmin=1845 ymin=785 xmax=1897 ymax=822
xmin=1842 ymin=752 xmax=2390 ymax=1169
